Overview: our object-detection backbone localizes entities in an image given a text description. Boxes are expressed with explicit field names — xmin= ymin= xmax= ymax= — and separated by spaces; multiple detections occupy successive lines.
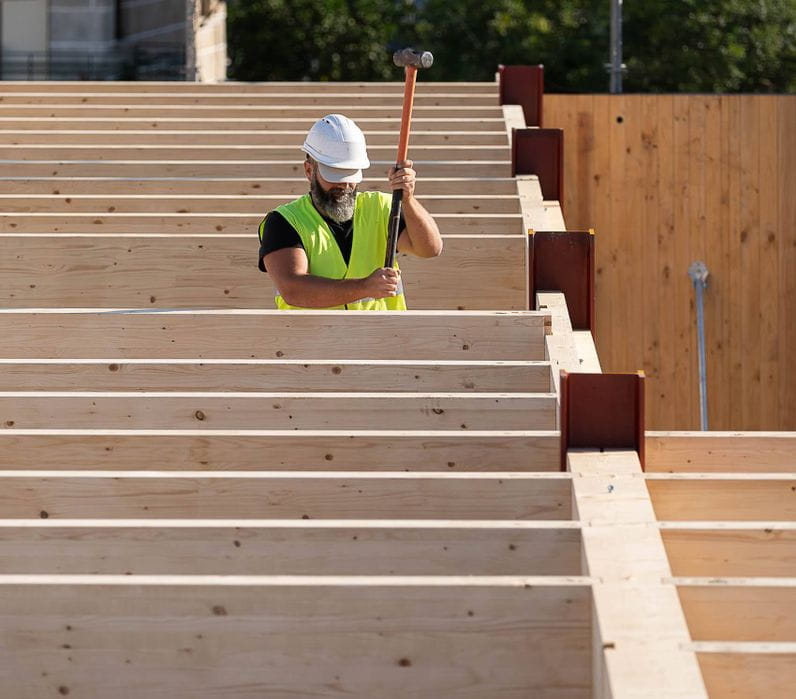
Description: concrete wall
xmin=50 ymin=0 xmax=116 ymax=53
xmin=194 ymin=0 xmax=225 ymax=82
xmin=118 ymin=0 xmax=186 ymax=45
xmin=0 ymin=0 xmax=48 ymax=54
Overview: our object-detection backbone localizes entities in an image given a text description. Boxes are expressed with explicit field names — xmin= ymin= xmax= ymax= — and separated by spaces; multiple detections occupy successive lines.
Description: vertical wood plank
xmin=592 ymin=96 xmax=613 ymax=363
xmin=609 ymin=94 xmax=629 ymax=373
xmin=726 ymin=96 xmax=744 ymax=430
xmin=702 ymin=96 xmax=727 ymax=429
xmin=739 ymin=97 xmax=762 ymax=428
xmin=673 ymin=96 xmax=697 ymax=428
xmin=641 ymin=95 xmax=662 ymax=420
xmin=656 ymin=95 xmax=677 ymax=428
xmin=778 ymin=96 xmax=796 ymax=430
xmin=758 ymin=95 xmax=780 ymax=429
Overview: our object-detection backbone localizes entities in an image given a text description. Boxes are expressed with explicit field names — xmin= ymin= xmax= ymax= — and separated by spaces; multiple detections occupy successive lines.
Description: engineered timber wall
xmin=545 ymin=95 xmax=796 ymax=431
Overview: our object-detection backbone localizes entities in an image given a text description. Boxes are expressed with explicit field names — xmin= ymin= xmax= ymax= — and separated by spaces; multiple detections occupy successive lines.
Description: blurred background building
xmin=0 ymin=0 xmax=226 ymax=81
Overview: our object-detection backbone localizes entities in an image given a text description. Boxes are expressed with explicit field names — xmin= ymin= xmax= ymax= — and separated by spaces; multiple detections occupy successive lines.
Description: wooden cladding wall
xmin=545 ymin=95 xmax=796 ymax=430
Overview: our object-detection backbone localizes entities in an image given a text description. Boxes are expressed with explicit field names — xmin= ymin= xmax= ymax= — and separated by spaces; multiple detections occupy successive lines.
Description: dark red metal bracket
xmin=498 ymin=64 xmax=544 ymax=127
xmin=511 ymin=128 xmax=564 ymax=204
xmin=560 ymin=371 xmax=646 ymax=472
xmin=529 ymin=230 xmax=595 ymax=332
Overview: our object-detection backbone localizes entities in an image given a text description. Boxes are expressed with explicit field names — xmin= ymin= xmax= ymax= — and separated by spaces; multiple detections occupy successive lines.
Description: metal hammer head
xmin=393 ymin=48 xmax=434 ymax=69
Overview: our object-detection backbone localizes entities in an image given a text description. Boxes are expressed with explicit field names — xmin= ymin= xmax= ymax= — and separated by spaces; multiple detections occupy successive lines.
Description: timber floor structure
xmin=0 ymin=78 xmax=792 ymax=698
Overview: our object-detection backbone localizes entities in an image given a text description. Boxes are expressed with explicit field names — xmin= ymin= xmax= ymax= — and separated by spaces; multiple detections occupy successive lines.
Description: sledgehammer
xmin=385 ymin=48 xmax=434 ymax=268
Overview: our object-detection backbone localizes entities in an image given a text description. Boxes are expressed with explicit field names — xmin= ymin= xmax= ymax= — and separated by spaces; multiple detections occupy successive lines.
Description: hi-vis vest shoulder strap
xmin=260 ymin=191 xmax=407 ymax=311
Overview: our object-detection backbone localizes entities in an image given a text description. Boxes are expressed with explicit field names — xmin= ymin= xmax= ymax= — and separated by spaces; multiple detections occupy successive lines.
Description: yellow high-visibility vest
xmin=260 ymin=191 xmax=407 ymax=310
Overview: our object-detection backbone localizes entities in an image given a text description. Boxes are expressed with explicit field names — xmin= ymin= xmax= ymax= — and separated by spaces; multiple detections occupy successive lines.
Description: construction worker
xmin=257 ymin=114 xmax=442 ymax=309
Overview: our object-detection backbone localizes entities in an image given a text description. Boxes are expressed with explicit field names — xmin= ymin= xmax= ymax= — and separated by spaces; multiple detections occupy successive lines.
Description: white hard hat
xmin=302 ymin=114 xmax=370 ymax=183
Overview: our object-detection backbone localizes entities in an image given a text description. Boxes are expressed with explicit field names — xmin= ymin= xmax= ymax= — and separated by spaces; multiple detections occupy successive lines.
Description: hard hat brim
xmin=316 ymin=162 xmax=363 ymax=184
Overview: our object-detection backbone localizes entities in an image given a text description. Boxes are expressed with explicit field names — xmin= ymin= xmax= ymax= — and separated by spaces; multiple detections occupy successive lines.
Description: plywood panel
xmin=545 ymin=95 xmax=796 ymax=429
xmin=0 ymin=583 xmax=590 ymax=698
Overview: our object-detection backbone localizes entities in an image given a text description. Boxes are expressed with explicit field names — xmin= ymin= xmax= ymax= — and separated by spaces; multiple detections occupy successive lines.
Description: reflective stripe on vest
xmin=267 ymin=191 xmax=407 ymax=311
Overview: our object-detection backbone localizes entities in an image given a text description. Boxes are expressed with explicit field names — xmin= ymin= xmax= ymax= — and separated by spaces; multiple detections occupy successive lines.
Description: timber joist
xmin=0 ymin=77 xmax=793 ymax=697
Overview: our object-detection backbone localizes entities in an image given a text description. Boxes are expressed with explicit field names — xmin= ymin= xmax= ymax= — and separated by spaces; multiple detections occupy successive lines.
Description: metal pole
xmin=688 ymin=261 xmax=709 ymax=430
xmin=609 ymin=0 xmax=623 ymax=93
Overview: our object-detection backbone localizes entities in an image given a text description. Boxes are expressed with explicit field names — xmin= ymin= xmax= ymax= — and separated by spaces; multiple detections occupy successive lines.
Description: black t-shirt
xmin=257 ymin=198 xmax=405 ymax=273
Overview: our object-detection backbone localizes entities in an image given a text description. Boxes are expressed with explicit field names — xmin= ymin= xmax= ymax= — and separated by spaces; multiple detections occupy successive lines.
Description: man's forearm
xmin=401 ymin=195 xmax=443 ymax=257
xmin=277 ymin=273 xmax=370 ymax=308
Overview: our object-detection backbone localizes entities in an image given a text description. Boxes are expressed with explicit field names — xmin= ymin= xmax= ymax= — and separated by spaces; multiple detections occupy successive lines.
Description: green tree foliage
xmin=624 ymin=0 xmax=796 ymax=92
xmin=227 ymin=0 xmax=403 ymax=81
xmin=227 ymin=0 xmax=796 ymax=92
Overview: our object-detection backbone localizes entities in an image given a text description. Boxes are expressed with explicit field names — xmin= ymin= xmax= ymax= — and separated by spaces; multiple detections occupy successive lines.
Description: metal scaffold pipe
xmin=609 ymin=0 xmax=624 ymax=93
xmin=688 ymin=261 xmax=710 ymax=430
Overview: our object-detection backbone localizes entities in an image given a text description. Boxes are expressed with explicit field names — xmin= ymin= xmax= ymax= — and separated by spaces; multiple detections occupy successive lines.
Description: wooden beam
xmin=647 ymin=479 xmax=796 ymax=520
xmin=0 ymin=194 xmax=520 ymax=214
xmin=0 ymin=392 xmax=557 ymax=431
xmin=0 ymin=582 xmax=590 ymax=698
xmin=0 ymin=431 xmax=560 ymax=472
xmin=0 ymin=159 xmax=512 ymax=179
xmin=0 ymin=105 xmax=505 ymax=119
xmin=570 ymin=450 xmax=708 ymax=699
xmin=0 ymin=523 xmax=581 ymax=576
xmin=679 ymin=585 xmax=796 ymax=641
xmin=662 ymin=528 xmax=796 ymax=577
xmin=0 ymin=144 xmax=510 ymax=161
xmin=0 ymin=311 xmax=550 ymax=361
xmin=0 ymin=81 xmax=499 ymax=93
xmin=0 ymin=473 xmax=572 ymax=519
xmin=0 ymin=234 xmax=527 ymax=310
xmin=0 ymin=130 xmax=509 ymax=146
xmin=0 ymin=94 xmax=499 ymax=107
xmin=0 ymin=359 xmax=553 ymax=393
xmin=0 ymin=177 xmax=520 ymax=196
xmin=0 ymin=212 xmax=524 ymax=235
xmin=0 ymin=117 xmax=509 ymax=133
xmin=646 ymin=432 xmax=796 ymax=473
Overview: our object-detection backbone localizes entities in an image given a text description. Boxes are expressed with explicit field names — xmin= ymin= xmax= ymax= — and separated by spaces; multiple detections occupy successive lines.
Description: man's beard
xmin=310 ymin=171 xmax=357 ymax=223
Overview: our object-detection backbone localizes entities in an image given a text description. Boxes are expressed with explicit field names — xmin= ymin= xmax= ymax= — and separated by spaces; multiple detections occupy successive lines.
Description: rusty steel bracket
xmin=529 ymin=230 xmax=595 ymax=332
xmin=511 ymin=128 xmax=564 ymax=205
xmin=560 ymin=371 xmax=646 ymax=472
xmin=498 ymin=64 xmax=545 ymax=127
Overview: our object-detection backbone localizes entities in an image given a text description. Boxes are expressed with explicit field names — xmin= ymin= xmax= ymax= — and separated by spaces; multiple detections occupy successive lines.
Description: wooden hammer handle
xmin=395 ymin=66 xmax=418 ymax=165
